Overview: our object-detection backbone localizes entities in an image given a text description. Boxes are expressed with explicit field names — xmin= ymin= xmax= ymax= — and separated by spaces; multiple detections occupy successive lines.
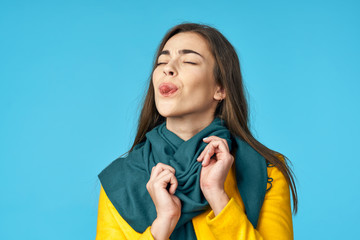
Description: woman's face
xmin=152 ymin=32 xmax=223 ymax=119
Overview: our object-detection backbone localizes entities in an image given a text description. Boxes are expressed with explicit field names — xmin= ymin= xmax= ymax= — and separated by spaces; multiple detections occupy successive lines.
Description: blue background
xmin=1 ymin=0 xmax=359 ymax=239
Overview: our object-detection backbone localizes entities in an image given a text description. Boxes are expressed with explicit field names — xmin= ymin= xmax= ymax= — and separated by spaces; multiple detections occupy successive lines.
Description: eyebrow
xmin=159 ymin=49 xmax=204 ymax=59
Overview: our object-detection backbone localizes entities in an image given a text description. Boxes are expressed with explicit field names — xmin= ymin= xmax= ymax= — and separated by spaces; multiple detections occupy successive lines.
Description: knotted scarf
xmin=98 ymin=118 xmax=267 ymax=239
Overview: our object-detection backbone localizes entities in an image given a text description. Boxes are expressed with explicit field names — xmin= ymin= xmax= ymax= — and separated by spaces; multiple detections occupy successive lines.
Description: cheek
xmin=184 ymin=70 xmax=215 ymax=95
xmin=152 ymin=69 xmax=159 ymax=83
xmin=152 ymin=70 xmax=161 ymax=93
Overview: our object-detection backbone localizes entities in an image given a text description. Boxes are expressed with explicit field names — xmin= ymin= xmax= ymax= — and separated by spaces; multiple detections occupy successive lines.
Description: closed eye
xmin=156 ymin=62 xmax=167 ymax=66
xmin=184 ymin=62 xmax=196 ymax=65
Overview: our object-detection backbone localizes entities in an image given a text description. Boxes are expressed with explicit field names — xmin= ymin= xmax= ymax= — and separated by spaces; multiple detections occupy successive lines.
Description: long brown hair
xmin=130 ymin=23 xmax=297 ymax=213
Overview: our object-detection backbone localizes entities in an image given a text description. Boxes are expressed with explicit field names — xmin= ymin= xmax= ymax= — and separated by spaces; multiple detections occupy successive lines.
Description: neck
xmin=166 ymin=113 xmax=215 ymax=141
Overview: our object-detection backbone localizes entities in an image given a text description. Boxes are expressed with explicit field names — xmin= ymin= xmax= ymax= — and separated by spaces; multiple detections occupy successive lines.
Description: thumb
xmin=171 ymin=195 xmax=182 ymax=208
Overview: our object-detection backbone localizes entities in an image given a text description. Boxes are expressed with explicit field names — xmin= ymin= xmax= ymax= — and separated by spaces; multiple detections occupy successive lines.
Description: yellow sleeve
xmin=203 ymin=165 xmax=294 ymax=240
xmin=206 ymin=197 xmax=264 ymax=239
xmin=256 ymin=165 xmax=294 ymax=239
xmin=95 ymin=185 xmax=155 ymax=240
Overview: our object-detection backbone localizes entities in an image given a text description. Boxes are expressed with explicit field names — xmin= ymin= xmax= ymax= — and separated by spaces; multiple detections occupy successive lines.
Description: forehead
xmin=162 ymin=32 xmax=211 ymax=56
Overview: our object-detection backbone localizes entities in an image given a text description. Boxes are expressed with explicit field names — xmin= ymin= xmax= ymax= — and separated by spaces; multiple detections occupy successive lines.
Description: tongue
xmin=160 ymin=85 xmax=177 ymax=94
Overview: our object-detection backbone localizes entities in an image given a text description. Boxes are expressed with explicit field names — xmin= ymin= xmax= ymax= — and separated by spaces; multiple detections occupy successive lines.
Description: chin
xmin=155 ymin=101 xmax=176 ymax=117
xmin=157 ymin=109 xmax=176 ymax=118
xmin=156 ymin=107 xmax=186 ymax=118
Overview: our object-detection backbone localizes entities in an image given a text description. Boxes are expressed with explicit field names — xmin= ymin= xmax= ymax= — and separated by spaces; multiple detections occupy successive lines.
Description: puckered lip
xmin=158 ymin=82 xmax=179 ymax=96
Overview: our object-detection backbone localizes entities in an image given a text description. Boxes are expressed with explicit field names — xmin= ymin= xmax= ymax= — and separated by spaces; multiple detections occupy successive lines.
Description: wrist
xmin=151 ymin=216 xmax=178 ymax=240
xmin=202 ymin=186 xmax=225 ymax=201
xmin=203 ymin=189 xmax=229 ymax=216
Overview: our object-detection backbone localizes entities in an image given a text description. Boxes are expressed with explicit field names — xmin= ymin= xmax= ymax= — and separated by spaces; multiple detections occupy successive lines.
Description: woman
xmin=96 ymin=23 xmax=297 ymax=240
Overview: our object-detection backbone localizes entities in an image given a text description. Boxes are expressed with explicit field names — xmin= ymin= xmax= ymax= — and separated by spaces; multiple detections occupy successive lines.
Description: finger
xmin=156 ymin=168 xmax=175 ymax=180
xmin=202 ymin=135 xmax=220 ymax=142
xmin=197 ymin=139 xmax=213 ymax=161
xmin=197 ymin=144 xmax=209 ymax=162
xmin=168 ymin=174 xmax=178 ymax=194
xmin=150 ymin=165 xmax=165 ymax=181
xmin=203 ymin=136 xmax=229 ymax=151
xmin=157 ymin=171 xmax=178 ymax=194
xmin=197 ymin=136 xmax=218 ymax=160
xmin=156 ymin=163 xmax=176 ymax=173
xmin=203 ymin=136 xmax=226 ymax=144
xmin=202 ymin=139 xmax=231 ymax=167
xmin=152 ymin=163 xmax=175 ymax=178
xmin=202 ymin=144 xmax=215 ymax=167
xmin=202 ymin=145 xmax=214 ymax=167
xmin=208 ymin=139 xmax=229 ymax=154
xmin=151 ymin=170 xmax=173 ymax=190
xmin=171 ymin=195 xmax=181 ymax=208
xmin=150 ymin=166 xmax=163 ymax=180
xmin=198 ymin=137 xmax=229 ymax=162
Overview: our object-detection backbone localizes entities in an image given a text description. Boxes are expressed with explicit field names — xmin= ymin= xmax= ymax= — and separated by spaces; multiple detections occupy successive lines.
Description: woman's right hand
xmin=146 ymin=163 xmax=181 ymax=240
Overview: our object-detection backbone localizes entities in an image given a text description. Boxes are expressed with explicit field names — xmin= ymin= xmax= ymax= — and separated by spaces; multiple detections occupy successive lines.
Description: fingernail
xmin=203 ymin=137 xmax=208 ymax=140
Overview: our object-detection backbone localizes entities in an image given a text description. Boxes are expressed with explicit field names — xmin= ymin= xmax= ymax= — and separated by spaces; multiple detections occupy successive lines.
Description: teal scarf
xmin=99 ymin=118 xmax=267 ymax=239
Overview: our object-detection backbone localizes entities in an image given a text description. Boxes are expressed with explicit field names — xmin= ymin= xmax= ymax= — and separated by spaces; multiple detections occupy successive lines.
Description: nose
xmin=163 ymin=61 xmax=177 ymax=77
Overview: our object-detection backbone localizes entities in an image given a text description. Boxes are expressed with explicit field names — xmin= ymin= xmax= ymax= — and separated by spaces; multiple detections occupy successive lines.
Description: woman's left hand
xmin=197 ymin=136 xmax=234 ymax=215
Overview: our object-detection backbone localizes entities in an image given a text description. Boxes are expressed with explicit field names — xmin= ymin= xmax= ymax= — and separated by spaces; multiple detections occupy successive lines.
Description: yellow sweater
xmin=96 ymin=163 xmax=294 ymax=239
